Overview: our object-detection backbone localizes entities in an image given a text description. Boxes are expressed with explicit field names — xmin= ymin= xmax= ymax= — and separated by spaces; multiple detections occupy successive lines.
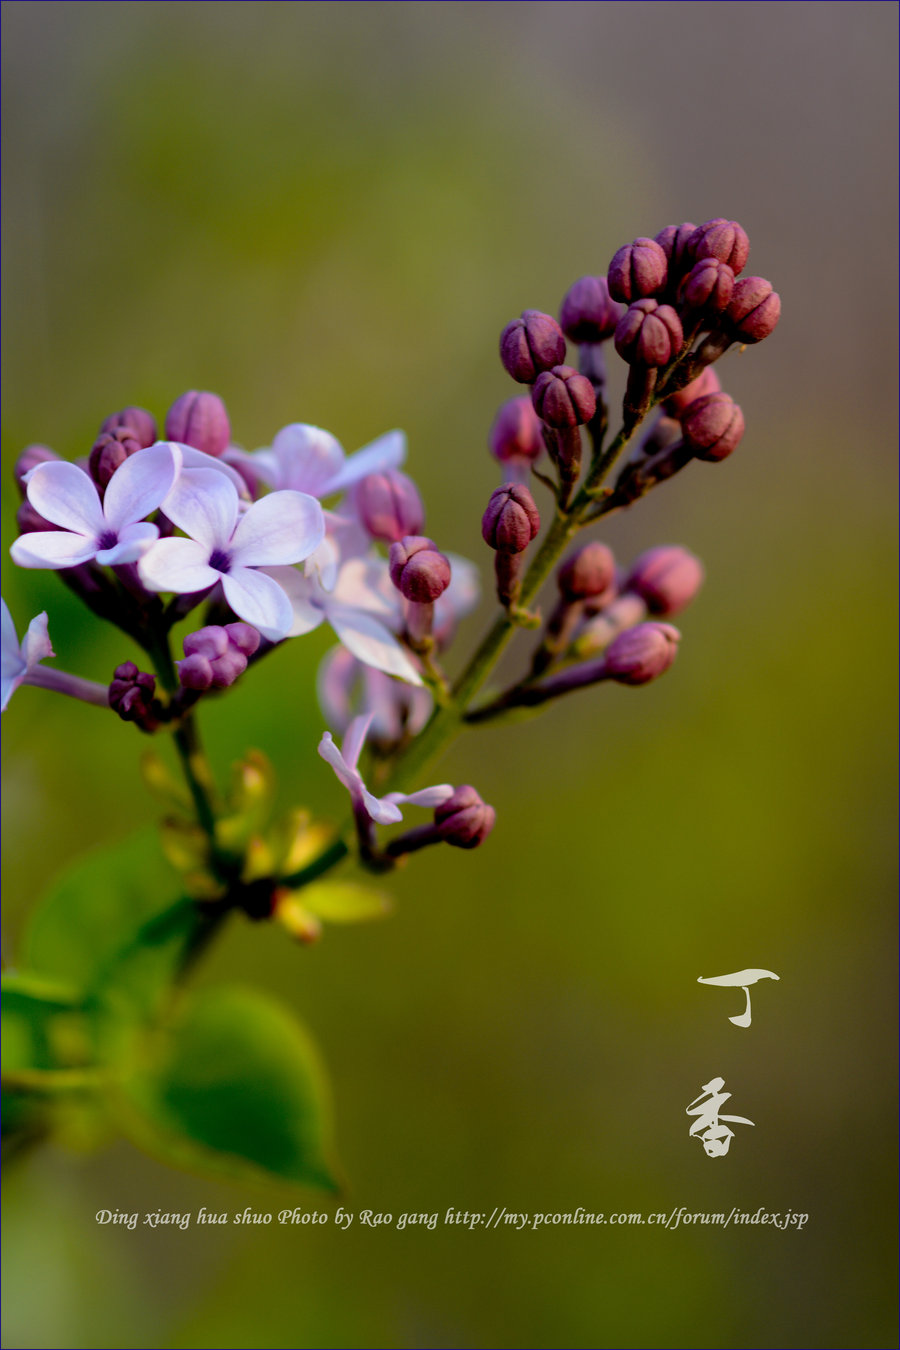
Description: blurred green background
xmin=1 ymin=2 xmax=897 ymax=1347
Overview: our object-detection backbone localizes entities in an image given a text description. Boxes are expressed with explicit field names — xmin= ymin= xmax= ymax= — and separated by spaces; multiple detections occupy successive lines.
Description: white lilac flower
xmin=138 ymin=468 xmax=325 ymax=641
xmin=10 ymin=444 xmax=181 ymax=570
xmin=1 ymin=599 xmax=54 ymax=710
xmin=317 ymin=645 xmax=432 ymax=742
xmin=226 ymin=424 xmax=405 ymax=500
xmin=318 ymin=713 xmax=452 ymax=825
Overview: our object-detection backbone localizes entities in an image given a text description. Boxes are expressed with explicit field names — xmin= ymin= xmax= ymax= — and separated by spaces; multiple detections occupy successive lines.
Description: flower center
xmin=208 ymin=548 xmax=232 ymax=574
xmin=97 ymin=530 xmax=118 ymax=552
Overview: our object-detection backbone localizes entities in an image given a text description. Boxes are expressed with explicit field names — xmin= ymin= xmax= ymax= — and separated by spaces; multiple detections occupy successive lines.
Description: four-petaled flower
xmin=1 ymin=599 xmax=54 ymax=711
xmin=138 ymin=469 xmax=325 ymax=641
xmin=227 ymin=424 xmax=405 ymax=499
xmin=10 ymin=444 xmax=181 ymax=569
xmin=318 ymin=713 xmax=453 ymax=824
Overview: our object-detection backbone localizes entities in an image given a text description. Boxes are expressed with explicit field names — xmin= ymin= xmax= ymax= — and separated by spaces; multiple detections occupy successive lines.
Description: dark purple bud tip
xmin=531 ymin=364 xmax=596 ymax=429
xmin=165 ymin=390 xmax=231 ymax=458
xmin=725 ymin=277 xmax=781 ymax=343
xmin=654 ymin=223 xmax=698 ymax=275
xmin=663 ymin=366 xmax=721 ymax=418
xmin=602 ymin=622 xmax=680 ymax=685
xmin=639 ymin=414 xmax=684 ymax=457
xmin=89 ymin=428 xmax=143 ymax=491
xmin=614 ymin=300 xmax=683 ymax=368
xmin=434 ymin=785 xmax=496 ymax=849
xmin=499 ymin=310 xmax=567 ymax=383
xmin=559 ymin=275 xmax=623 ymax=343
xmin=489 ymin=397 xmax=545 ymax=466
xmin=557 ymin=541 xmax=616 ymax=599
xmin=99 ymin=406 xmax=158 ymax=449
xmin=109 ymin=662 xmax=158 ymax=723
xmin=680 ymin=258 xmax=735 ymax=315
xmin=178 ymin=623 xmax=259 ymax=689
xmin=625 ymin=546 xmax=704 ymax=617
xmin=688 ymin=218 xmax=750 ymax=276
xmin=352 ymin=468 xmax=425 ymax=543
xmin=482 ymin=484 xmax=541 ymax=554
xmin=681 ymin=392 xmax=745 ymax=462
xmin=389 ymin=536 xmax=452 ymax=602
xmin=607 ymin=237 xmax=668 ymax=303
xmin=14 ymin=445 xmax=59 ymax=494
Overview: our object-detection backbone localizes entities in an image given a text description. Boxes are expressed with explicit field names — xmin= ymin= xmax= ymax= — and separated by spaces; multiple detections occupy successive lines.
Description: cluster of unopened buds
xmin=3 ymin=215 xmax=778 ymax=945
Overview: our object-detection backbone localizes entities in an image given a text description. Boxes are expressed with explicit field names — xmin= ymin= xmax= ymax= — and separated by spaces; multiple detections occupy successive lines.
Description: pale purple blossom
xmin=226 ymin=424 xmax=405 ymax=500
xmin=1 ymin=599 xmax=54 ymax=710
xmin=138 ymin=469 xmax=325 ymax=641
xmin=10 ymin=444 xmax=181 ymax=570
xmin=318 ymin=713 xmax=453 ymax=825
xmin=317 ymin=645 xmax=433 ymax=742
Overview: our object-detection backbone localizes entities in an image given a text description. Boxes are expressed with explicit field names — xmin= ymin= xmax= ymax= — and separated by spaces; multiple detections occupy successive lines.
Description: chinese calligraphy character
xmin=697 ymin=968 xmax=780 ymax=1027
xmin=687 ymin=1077 xmax=755 ymax=1157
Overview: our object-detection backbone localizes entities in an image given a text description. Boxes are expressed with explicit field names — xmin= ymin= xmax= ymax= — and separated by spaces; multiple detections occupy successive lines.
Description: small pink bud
xmin=559 ymin=276 xmax=622 ymax=343
xmin=99 ymin=406 xmax=158 ymax=448
xmin=726 ymin=277 xmax=781 ymax=342
xmin=602 ymin=622 xmax=680 ymax=685
xmin=178 ymin=623 xmax=260 ymax=690
xmin=625 ymin=546 xmax=704 ymax=617
xmin=531 ymin=364 xmax=596 ymax=429
xmin=682 ymin=392 xmax=745 ymax=462
xmin=89 ymin=428 xmax=143 ymax=491
xmin=607 ymin=237 xmax=668 ymax=303
xmin=499 ymin=310 xmax=567 ymax=384
xmin=614 ymin=300 xmax=683 ymax=368
xmin=434 ymin=785 xmax=496 ymax=849
xmin=680 ymin=258 xmax=735 ymax=315
xmin=489 ymin=397 xmax=545 ymax=468
xmin=165 ymin=391 xmax=231 ymax=458
xmin=688 ymin=218 xmax=750 ymax=276
xmin=557 ymin=541 xmax=616 ymax=600
xmin=663 ymin=366 xmax=721 ymax=418
xmin=482 ymin=484 xmax=540 ymax=554
xmin=352 ymin=469 xmax=425 ymax=544
xmin=389 ymin=536 xmax=452 ymax=603
xmin=654 ymin=223 xmax=697 ymax=276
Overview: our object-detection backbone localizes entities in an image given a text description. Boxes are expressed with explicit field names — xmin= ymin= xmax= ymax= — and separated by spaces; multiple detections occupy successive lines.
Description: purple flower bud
xmin=351 ymin=468 xmax=425 ymax=544
xmin=607 ymin=238 xmax=668 ymax=303
xmin=614 ymin=300 xmax=683 ymax=368
xmin=624 ymin=546 xmax=704 ymax=617
xmin=14 ymin=445 xmax=59 ymax=494
xmin=663 ymin=365 xmax=721 ymax=418
xmin=109 ymin=661 xmax=159 ymax=728
xmin=482 ymin=484 xmax=540 ymax=554
xmin=688 ymin=218 xmax=750 ymax=276
xmin=99 ymin=406 xmax=158 ymax=448
xmin=559 ymin=276 xmax=622 ymax=343
xmin=434 ymin=785 xmax=496 ymax=849
xmin=654 ymin=223 xmax=698 ymax=276
xmin=725 ymin=277 xmax=781 ymax=343
xmin=557 ymin=541 xmax=616 ymax=600
xmin=639 ymin=414 xmax=684 ymax=457
xmin=679 ymin=258 xmax=735 ymax=316
xmin=89 ymin=428 xmax=143 ymax=491
xmin=16 ymin=500 xmax=57 ymax=534
xmin=499 ymin=310 xmax=567 ymax=383
xmin=681 ymin=392 xmax=745 ymax=462
xmin=165 ymin=390 xmax=231 ymax=458
xmin=489 ymin=397 xmax=545 ymax=470
xmin=602 ymin=622 xmax=680 ymax=685
xmin=531 ymin=364 xmax=596 ymax=429
xmin=389 ymin=536 xmax=452 ymax=603
xmin=178 ymin=623 xmax=260 ymax=690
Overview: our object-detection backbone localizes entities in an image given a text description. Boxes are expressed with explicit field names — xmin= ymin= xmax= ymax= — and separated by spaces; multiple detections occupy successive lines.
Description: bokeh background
xmin=2 ymin=3 xmax=897 ymax=1348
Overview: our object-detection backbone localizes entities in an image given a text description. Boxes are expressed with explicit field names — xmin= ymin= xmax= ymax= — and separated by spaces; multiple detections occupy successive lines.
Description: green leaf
xmin=118 ymin=984 xmax=339 ymax=1192
xmin=299 ymin=880 xmax=392 ymax=924
xmin=21 ymin=830 xmax=203 ymax=1018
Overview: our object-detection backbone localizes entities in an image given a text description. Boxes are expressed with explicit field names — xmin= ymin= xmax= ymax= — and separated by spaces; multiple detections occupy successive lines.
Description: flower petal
xmin=341 ymin=713 xmax=373 ymax=773
xmin=316 ymin=646 xmax=358 ymax=733
xmin=270 ymin=424 xmax=345 ymax=495
xmin=10 ymin=530 xmax=98 ymax=569
xmin=331 ymin=557 xmax=400 ymax=621
xmin=230 ymin=491 xmax=325 ymax=567
xmin=26 ymin=461 xmax=105 ymax=536
xmin=327 ymin=604 xmax=423 ymax=685
xmin=386 ymin=785 xmax=455 ymax=809
xmin=320 ymin=430 xmax=406 ymax=495
xmin=96 ymin=521 xmax=160 ymax=567
xmin=138 ymin=537 xmax=220 ymax=593
xmin=163 ymin=468 xmax=239 ymax=550
xmin=304 ymin=535 xmax=340 ymax=592
xmin=177 ymin=444 xmax=249 ymax=496
xmin=259 ymin=566 xmax=325 ymax=637
xmin=1 ymin=600 xmax=25 ymax=682
xmin=318 ymin=730 xmax=359 ymax=792
xmin=21 ymin=612 xmax=54 ymax=671
xmin=220 ymin=566 xmax=295 ymax=641
xmin=102 ymin=444 xmax=182 ymax=531
xmin=361 ymin=788 xmax=403 ymax=825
